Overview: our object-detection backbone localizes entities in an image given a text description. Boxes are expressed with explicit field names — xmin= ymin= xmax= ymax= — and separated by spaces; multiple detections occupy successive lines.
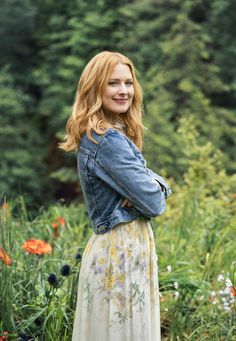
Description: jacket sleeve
xmin=95 ymin=130 xmax=171 ymax=217
xmin=131 ymin=142 xmax=172 ymax=199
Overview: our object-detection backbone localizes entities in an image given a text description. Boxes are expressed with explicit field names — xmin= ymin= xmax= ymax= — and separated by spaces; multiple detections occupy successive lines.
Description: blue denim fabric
xmin=77 ymin=128 xmax=171 ymax=234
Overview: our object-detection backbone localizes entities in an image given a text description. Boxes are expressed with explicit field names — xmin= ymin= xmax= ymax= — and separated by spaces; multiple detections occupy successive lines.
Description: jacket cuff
xmin=147 ymin=169 xmax=172 ymax=199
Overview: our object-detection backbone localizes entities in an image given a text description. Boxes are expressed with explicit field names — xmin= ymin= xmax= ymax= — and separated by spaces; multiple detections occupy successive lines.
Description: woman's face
xmin=102 ymin=63 xmax=134 ymax=115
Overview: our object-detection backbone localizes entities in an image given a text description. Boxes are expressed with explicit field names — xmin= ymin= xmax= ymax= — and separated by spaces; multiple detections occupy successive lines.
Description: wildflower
xmin=51 ymin=222 xmax=59 ymax=229
xmin=231 ymin=286 xmax=236 ymax=297
xmin=0 ymin=331 xmax=9 ymax=340
xmin=22 ymin=239 xmax=52 ymax=255
xmin=174 ymin=281 xmax=179 ymax=289
xmin=224 ymin=287 xmax=231 ymax=295
xmin=210 ymin=291 xmax=216 ymax=298
xmin=18 ymin=332 xmax=34 ymax=340
xmin=57 ymin=216 xmax=66 ymax=225
xmin=51 ymin=216 xmax=66 ymax=229
xmin=60 ymin=264 xmax=71 ymax=277
xmin=223 ymin=302 xmax=231 ymax=312
xmin=75 ymin=252 xmax=82 ymax=262
xmin=225 ymin=278 xmax=233 ymax=287
xmin=174 ymin=291 xmax=180 ymax=300
xmin=166 ymin=265 xmax=172 ymax=272
xmin=34 ymin=317 xmax=43 ymax=327
xmin=47 ymin=273 xmax=58 ymax=286
xmin=0 ymin=247 xmax=12 ymax=265
xmin=217 ymin=274 xmax=224 ymax=282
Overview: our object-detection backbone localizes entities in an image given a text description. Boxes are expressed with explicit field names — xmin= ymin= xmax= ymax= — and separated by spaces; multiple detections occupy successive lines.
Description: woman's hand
xmin=121 ymin=198 xmax=133 ymax=207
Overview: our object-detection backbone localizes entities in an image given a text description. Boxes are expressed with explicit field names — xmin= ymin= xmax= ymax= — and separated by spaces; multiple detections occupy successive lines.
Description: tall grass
xmin=0 ymin=118 xmax=235 ymax=340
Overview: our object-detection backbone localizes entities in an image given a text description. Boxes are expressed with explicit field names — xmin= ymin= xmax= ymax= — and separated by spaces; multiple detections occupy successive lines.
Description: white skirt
xmin=72 ymin=219 xmax=161 ymax=341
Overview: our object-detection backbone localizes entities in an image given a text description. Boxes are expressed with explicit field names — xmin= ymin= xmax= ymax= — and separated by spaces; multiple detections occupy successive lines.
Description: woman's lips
xmin=113 ymin=98 xmax=128 ymax=104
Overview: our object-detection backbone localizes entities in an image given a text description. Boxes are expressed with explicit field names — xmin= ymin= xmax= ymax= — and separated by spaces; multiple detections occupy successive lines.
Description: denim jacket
xmin=77 ymin=128 xmax=171 ymax=234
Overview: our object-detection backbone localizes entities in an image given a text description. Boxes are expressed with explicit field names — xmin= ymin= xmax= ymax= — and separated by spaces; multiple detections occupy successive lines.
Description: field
xmin=1 ymin=130 xmax=236 ymax=340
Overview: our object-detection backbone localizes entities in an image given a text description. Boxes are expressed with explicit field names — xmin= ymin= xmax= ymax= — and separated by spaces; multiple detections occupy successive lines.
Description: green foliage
xmin=0 ymin=198 xmax=92 ymax=339
xmin=155 ymin=117 xmax=236 ymax=339
xmin=0 ymin=67 xmax=50 ymax=206
xmin=0 ymin=121 xmax=235 ymax=339
xmin=0 ymin=0 xmax=235 ymax=203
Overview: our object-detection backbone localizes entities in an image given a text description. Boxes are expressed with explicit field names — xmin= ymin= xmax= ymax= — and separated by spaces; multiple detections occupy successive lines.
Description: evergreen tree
xmin=0 ymin=67 xmax=49 ymax=206
xmin=115 ymin=0 xmax=235 ymax=178
xmin=34 ymin=0 xmax=128 ymax=189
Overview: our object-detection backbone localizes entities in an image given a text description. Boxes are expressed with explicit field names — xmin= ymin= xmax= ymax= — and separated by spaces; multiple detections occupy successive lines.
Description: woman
xmin=59 ymin=51 xmax=171 ymax=341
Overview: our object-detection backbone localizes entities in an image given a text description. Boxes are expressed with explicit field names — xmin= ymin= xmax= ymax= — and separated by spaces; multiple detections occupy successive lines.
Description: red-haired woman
xmin=60 ymin=51 xmax=171 ymax=341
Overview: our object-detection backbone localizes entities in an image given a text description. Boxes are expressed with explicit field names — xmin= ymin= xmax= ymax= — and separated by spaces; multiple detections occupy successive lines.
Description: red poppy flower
xmin=231 ymin=286 xmax=236 ymax=297
xmin=51 ymin=222 xmax=59 ymax=229
xmin=22 ymin=239 xmax=52 ymax=255
xmin=0 ymin=247 xmax=11 ymax=265
xmin=56 ymin=216 xmax=66 ymax=226
xmin=0 ymin=331 xmax=9 ymax=340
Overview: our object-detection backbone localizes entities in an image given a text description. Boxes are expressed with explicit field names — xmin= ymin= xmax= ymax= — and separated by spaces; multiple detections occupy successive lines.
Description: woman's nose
xmin=118 ymin=83 xmax=128 ymax=94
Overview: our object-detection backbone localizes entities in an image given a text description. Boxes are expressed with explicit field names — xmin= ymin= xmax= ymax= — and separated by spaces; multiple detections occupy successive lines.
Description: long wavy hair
xmin=59 ymin=51 xmax=145 ymax=152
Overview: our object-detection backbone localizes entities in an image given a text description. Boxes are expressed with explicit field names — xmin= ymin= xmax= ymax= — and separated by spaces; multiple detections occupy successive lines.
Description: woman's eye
xmin=126 ymin=81 xmax=133 ymax=86
xmin=108 ymin=81 xmax=118 ymax=86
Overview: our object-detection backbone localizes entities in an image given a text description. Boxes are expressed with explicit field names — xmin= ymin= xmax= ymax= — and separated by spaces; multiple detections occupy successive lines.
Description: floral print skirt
xmin=72 ymin=219 xmax=161 ymax=341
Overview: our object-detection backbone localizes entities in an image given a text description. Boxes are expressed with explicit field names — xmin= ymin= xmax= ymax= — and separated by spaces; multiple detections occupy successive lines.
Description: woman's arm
xmin=95 ymin=130 xmax=171 ymax=217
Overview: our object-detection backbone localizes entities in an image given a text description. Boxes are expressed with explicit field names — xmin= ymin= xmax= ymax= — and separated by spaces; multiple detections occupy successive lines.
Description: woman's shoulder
xmin=102 ymin=127 xmax=126 ymax=139
xmin=100 ymin=128 xmax=131 ymax=149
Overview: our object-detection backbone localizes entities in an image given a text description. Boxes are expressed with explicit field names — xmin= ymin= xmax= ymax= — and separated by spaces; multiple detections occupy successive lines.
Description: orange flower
xmin=22 ymin=239 xmax=52 ymax=255
xmin=231 ymin=286 xmax=236 ymax=297
xmin=51 ymin=222 xmax=59 ymax=229
xmin=56 ymin=216 xmax=66 ymax=226
xmin=0 ymin=331 xmax=9 ymax=340
xmin=0 ymin=247 xmax=12 ymax=265
xmin=51 ymin=216 xmax=66 ymax=229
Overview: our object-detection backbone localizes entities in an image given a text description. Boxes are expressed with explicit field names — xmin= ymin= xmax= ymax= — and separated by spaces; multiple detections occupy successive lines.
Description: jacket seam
xmin=86 ymin=156 xmax=102 ymax=218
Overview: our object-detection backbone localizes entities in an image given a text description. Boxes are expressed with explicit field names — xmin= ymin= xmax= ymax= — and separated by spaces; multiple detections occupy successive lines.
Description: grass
xmin=0 ymin=186 xmax=235 ymax=340
xmin=1 ymin=123 xmax=236 ymax=340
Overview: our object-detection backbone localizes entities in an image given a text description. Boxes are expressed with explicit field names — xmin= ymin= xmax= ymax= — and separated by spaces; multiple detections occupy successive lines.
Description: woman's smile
xmin=102 ymin=63 xmax=134 ymax=115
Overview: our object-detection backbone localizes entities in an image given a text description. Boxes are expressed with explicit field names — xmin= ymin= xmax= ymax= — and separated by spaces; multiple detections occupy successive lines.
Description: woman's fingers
xmin=126 ymin=200 xmax=132 ymax=207
xmin=121 ymin=198 xmax=128 ymax=207
xmin=121 ymin=198 xmax=132 ymax=207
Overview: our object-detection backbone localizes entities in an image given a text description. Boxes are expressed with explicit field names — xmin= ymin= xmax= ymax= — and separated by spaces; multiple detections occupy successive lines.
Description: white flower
xmin=210 ymin=291 xmax=216 ymax=297
xmin=217 ymin=274 xmax=224 ymax=282
xmin=166 ymin=265 xmax=172 ymax=272
xmin=164 ymin=308 xmax=168 ymax=312
xmin=225 ymin=278 xmax=233 ymax=287
xmin=224 ymin=306 xmax=231 ymax=312
xmin=174 ymin=281 xmax=179 ymax=289
xmin=224 ymin=287 xmax=231 ymax=295
xmin=174 ymin=291 xmax=180 ymax=299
